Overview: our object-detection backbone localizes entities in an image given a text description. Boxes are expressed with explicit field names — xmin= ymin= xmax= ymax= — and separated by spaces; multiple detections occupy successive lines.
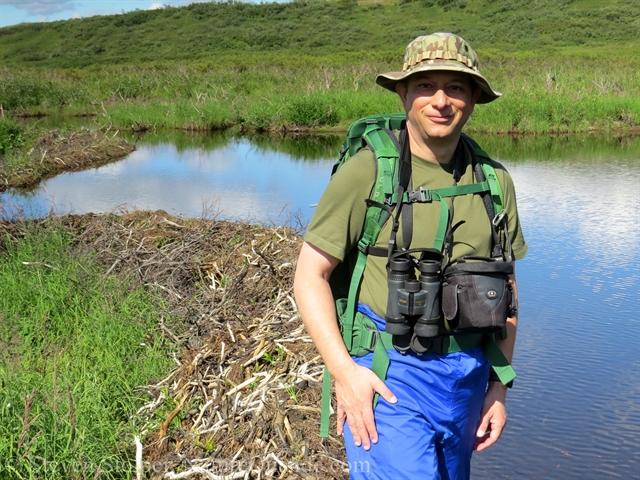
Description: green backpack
xmin=319 ymin=113 xmax=516 ymax=437
xmin=330 ymin=113 xmax=508 ymax=335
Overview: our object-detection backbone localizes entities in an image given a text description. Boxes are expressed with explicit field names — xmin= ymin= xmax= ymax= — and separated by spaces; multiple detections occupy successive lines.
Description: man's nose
xmin=431 ymin=88 xmax=450 ymax=109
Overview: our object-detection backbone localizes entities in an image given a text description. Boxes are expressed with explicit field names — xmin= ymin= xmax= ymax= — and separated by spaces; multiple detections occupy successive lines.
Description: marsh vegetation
xmin=0 ymin=0 xmax=638 ymax=134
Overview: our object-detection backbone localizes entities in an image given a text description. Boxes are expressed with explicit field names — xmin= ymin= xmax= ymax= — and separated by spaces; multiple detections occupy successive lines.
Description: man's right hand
xmin=293 ymin=243 xmax=397 ymax=449
xmin=334 ymin=362 xmax=397 ymax=450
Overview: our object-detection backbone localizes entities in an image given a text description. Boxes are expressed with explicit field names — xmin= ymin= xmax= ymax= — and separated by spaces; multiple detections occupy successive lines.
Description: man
xmin=294 ymin=33 xmax=528 ymax=479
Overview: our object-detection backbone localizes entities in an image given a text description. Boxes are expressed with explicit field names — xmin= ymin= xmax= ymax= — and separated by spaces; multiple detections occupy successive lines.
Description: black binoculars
xmin=385 ymin=257 xmax=442 ymax=347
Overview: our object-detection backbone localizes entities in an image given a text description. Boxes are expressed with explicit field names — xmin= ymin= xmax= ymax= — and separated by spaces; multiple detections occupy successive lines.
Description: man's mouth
xmin=427 ymin=115 xmax=453 ymax=124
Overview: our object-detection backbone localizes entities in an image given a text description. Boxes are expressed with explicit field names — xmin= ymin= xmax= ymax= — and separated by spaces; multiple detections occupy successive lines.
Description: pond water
xmin=1 ymin=129 xmax=639 ymax=479
xmin=0 ymin=129 xmax=339 ymax=224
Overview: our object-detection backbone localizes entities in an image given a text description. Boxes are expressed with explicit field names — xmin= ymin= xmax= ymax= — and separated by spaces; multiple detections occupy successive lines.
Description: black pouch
xmin=442 ymin=257 xmax=514 ymax=334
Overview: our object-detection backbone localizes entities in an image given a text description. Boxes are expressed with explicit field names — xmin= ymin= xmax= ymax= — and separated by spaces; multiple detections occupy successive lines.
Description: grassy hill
xmin=1 ymin=0 xmax=639 ymax=66
xmin=0 ymin=0 xmax=638 ymax=133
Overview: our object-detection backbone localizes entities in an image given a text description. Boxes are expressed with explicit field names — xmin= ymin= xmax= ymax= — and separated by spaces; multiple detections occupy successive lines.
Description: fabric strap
xmin=319 ymin=305 xmax=516 ymax=438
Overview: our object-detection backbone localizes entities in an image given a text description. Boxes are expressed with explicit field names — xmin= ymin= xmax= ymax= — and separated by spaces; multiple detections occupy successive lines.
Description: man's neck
xmin=407 ymin=126 xmax=460 ymax=164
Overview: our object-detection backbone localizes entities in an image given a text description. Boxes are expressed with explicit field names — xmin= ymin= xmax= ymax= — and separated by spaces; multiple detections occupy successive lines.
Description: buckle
xmin=363 ymin=325 xmax=379 ymax=353
xmin=357 ymin=239 xmax=369 ymax=254
xmin=419 ymin=187 xmax=431 ymax=202
xmin=408 ymin=187 xmax=431 ymax=203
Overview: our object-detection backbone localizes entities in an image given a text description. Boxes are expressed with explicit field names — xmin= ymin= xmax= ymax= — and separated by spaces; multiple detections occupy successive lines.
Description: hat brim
xmin=376 ymin=60 xmax=501 ymax=104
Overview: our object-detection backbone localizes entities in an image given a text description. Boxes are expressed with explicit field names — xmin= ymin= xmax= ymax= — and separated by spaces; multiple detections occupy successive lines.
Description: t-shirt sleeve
xmin=304 ymin=149 xmax=376 ymax=261
xmin=495 ymin=165 xmax=529 ymax=261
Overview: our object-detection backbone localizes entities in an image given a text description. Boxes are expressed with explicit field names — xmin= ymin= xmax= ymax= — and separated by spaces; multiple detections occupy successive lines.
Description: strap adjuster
xmin=357 ymin=238 xmax=370 ymax=254
xmin=408 ymin=187 xmax=431 ymax=203
xmin=362 ymin=325 xmax=379 ymax=353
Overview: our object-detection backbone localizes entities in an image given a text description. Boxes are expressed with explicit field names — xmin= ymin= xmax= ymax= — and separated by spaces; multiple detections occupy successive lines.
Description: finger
xmin=476 ymin=414 xmax=490 ymax=438
xmin=475 ymin=436 xmax=491 ymax=451
xmin=336 ymin=406 xmax=346 ymax=436
xmin=476 ymin=427 xmax=501 ymax=451
xmin=477 ymin=417 xmax=506 ymax=451
xmin=361 ymin=405 xmax=378 ymax=446
xmin=373 ymin=380 xmax=397 ymax=404
xmin=356 ymin=420 xmax=372 ymax=450
xmin=474 ymin=431 xmax=488 ymax=451
xmin=347 ymin=418 xmax=363 ymax=448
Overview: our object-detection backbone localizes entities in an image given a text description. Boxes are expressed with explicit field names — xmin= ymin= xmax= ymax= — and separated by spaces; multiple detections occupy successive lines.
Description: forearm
xmin=475 ymin=271 xmax=518 ymax=449
xmin=496 ymin=317 xmax=517 ymax=360
xmin=293 ymin=242 xmax=357 ymax=380
xmin=294 ymin=242 xmax=397 ymax=446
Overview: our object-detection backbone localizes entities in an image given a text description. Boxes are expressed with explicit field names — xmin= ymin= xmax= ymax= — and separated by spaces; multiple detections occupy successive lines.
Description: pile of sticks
xmin=59 ymin=210 xmax=348 ymax=479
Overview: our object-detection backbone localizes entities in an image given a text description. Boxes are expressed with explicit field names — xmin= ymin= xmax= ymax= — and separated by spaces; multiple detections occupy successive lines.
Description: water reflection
xmin=1 ymin=129 xmax=639 ymax=478
xmin=0 ymin=132 xmax=342 ymax=223
xmin=470 ymin=136 xmax=639 ymax=479
xmin=472 ymin=132 xmax=640 ymax=163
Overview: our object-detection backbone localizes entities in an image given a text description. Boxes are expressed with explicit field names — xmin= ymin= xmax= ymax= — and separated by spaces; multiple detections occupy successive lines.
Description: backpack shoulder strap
xmin=322 ymin=121 xmax=403 ymax=438
xmin=461 ymin=133 xmax=504 ymax=214
xmin=461 ymin=133 xmax=511 ymax=262
xmin=341 ymin=124 xmax=402 ymax=351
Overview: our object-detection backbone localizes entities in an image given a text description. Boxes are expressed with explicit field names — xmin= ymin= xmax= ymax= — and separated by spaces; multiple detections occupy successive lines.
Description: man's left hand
xmin=474 ymin=381 xmax=508 ymax=451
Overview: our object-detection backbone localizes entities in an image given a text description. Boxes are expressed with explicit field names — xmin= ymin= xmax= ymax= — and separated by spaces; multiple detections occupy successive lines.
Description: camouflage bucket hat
xmin=376 ymin=32 xmax=501 ymax=104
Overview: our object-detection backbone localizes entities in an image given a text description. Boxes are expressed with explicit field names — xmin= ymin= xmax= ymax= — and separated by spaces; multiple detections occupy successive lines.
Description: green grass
xmin=0 ymin=0 xmax=638 ymax=133
xmin=0 ymin=219 xmax=176 ymax=479
xmin=1 ymin=52 xmax=637 ymax=134
xmin=0 ymin=0 xmax=638 ymax=67
xmin=0 ymin=118 xmax=25 ymax=155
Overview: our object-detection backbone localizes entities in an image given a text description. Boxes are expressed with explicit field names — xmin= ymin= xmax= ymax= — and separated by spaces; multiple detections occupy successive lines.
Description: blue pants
xmin=343 ymin=305 xmax=490 ymax=480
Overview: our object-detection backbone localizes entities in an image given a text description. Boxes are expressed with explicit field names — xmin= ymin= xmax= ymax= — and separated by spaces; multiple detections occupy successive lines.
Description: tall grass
xmin=0 ymin=118 xmax=24 ymax=154
xmin=1 ymin=53 xmax=638 ymax=133
xmin=0 ymin=0 xmax=638 ymax=133
xmin=0 ymin=219 xmax=175 ymax=479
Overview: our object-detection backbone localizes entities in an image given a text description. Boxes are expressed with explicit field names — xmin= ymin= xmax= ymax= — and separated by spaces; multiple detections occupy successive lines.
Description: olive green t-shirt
xmin=305 ymin=143 xmax=528 ymax=318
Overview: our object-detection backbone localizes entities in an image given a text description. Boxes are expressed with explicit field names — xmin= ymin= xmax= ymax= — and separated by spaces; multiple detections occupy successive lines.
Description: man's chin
xmin=426 ymin=129 xmax=459 ymax=142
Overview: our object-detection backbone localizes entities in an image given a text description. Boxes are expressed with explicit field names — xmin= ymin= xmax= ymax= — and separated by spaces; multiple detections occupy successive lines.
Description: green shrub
xmin=243 ymin=99 xmax=283 ymax=131
xmin=285 ymin=94 xmax=339 ymax=127
xmin=0 ymin=77 xmax=74 ymax=110
xmin=0 ymin=118 xmax=24 ymax=155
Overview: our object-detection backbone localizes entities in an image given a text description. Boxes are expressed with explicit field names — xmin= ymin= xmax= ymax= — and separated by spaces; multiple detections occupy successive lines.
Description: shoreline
xmin=10 ymin=110 xmax=640 ymax=136
xmin=2 ymin=121 xmax=638 ymax=193
xmin=0 ymin=127 xmax=135 ymax=192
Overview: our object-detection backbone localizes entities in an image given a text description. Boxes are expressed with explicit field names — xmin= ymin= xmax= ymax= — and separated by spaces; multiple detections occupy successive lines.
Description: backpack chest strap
xmin=391 ymin=181 xmax=491 ymax=204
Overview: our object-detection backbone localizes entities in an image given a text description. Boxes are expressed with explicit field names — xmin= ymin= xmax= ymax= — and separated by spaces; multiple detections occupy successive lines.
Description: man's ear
xmin=471 ymin=84 xmax=482 ymax=107
xmin=395 ymin=81 xmax=408 ymax=109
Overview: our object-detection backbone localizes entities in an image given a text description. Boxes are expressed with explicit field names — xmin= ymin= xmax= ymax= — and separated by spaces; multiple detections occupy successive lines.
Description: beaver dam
xmin=0 ymin=210 xmax=350 ymax=479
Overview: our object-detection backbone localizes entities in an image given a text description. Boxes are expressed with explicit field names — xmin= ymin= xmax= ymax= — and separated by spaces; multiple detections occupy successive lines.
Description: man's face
xmin=396 ymin=71 xmax=481 ymax=144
